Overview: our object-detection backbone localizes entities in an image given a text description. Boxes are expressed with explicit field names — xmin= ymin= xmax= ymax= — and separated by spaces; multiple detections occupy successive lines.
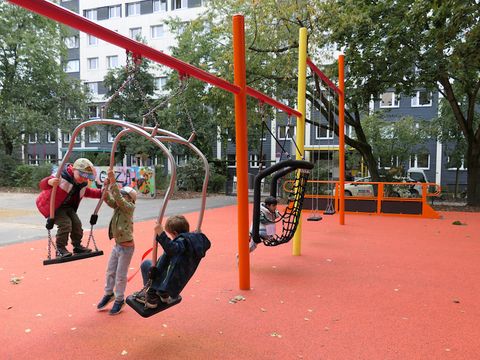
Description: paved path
xmin=0 ymin=192 xmax=237 ymax=246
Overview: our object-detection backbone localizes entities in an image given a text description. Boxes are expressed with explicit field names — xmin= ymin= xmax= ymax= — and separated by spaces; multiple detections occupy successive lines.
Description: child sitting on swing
xmin=249 ymin=196 xmax=281 ymax=252
xmin=133 ymin=215 xmax=211 ymax=309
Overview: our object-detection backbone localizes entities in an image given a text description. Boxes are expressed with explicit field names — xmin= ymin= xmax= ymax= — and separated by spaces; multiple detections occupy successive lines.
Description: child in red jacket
xmin=36 ymin=158 xmax=102 ymax=258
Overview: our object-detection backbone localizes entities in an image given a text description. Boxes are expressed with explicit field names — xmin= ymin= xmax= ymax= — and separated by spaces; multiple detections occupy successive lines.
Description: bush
xmin=12 ymin=164 xmax=52 ymax=188
xmin=0 ymin=154 xmax=18 ymax=186
xmin=208 ymin=173 xmax=226 ymax=193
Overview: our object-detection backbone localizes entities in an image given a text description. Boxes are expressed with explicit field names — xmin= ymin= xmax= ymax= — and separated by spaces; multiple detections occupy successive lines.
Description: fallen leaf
xmin=260 ymin=308 xmax=267 ymax=312
xmin=25 ymin=329 xmax=31 ymax=333
xmin=162 ymin=324 xmax=168 ymax=328
xmin=10 ymin=276 xmax=22 ymax=285
xmin=71 ymin=327 xmax=77 ymax=331
xmin=35 ymin=314 xmax=42 ymax=317
xmin=304 ymin=318 xmax=310 ymax=321
xmin=76 ymin=291 xmax=85 ymax=295
xmin=453 ymin=299 xmax=460 ymax=304
xmin=121 ymin=350 xmax=128 ymax=356
xmin=270 ymin=332 xmax=282 ymax=338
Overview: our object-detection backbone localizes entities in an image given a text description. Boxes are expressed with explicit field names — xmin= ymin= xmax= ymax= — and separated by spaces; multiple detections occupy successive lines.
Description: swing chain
xmin=86 ymin=224 xmax=99 ymax=251
xmin=179 ymin=75 xmax=196 ymax=134
xmin=47 ymin=229 xmax=54 ymax=260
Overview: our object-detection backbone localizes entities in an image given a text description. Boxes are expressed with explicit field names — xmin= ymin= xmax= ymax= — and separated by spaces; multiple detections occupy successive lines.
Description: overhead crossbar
xmin=306 ymin=58 xmax=342 ymax=96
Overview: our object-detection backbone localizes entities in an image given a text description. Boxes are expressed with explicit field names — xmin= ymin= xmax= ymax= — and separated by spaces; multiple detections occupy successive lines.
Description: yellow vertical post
xmin=292 ymin=27 xmax=307 ymax=256
xmin=338 ymin=55 xmax=345 ymax=225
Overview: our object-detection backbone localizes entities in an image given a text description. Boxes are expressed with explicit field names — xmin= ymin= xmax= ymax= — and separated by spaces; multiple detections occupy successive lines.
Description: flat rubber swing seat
xmin=43 ymin=250 xmax=104 ymax=266
xmin=307 ymin=216 xmax=322 ymax=221
xmin=126 ymin=295 xmax=182 ymax=318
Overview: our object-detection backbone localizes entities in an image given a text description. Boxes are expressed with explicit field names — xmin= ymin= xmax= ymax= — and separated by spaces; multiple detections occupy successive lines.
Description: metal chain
xmin=179 ymin=76 xmax=195 ymax=133
xmin=47 ymin=230 xmax=54 ymax=260
xmin=86 ymin=224 xmax=99 ymax=251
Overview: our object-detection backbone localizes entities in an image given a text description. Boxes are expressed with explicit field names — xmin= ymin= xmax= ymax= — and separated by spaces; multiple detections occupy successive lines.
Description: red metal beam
xmin=246 ymin=86 xmax=302 ymax=118
xmin=8 ymin=0 xmax=302 ymax=118
xmin=306 ymin=58 xmax=342 ymax=96
xmin=8 ymin=0 xmax=240 ymax=94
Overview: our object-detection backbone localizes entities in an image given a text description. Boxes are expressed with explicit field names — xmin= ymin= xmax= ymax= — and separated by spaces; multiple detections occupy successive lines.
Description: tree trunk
xmin=466 ymin=141 xmax=480 ymax=206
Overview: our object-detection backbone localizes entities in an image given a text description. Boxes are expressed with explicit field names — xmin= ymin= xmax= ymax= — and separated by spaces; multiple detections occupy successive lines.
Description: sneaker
xmin=249 ymin=239 xmax=257 ymax=252
xmin=73 ymin=245 xmax=92 ymax=254
xmin=145 ymin=289 xmax=160 ymax=309
xmin=132 ymin=289 xmax=147 ymax=304
xmin=160 ymin=295 xmax=179 ymax=305
xmin=109 ymin=300 xmax=125 ymax=315
xmin=97 ymin=293 xmax=114 ymax=310
xmin=56 ymin=247 xmax=72 ymax=258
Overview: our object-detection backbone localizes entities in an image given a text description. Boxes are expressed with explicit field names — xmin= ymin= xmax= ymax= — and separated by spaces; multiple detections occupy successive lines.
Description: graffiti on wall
xmin=52 ymin=165 xmax=156 ymax=198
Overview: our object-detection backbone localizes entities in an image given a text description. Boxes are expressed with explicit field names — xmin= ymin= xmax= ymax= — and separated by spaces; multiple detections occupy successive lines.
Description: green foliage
xmin=154 ymin=165 xmax=170 ymax=191
xmin=12 ymin=164 xmax=52 ymax=188
xmin=208 ymin=173 xmax=226 ymax=193
xmin=0 ymin=3 xmax=88 ymax=155
xmin=0 ymin=153 xmax=18 ymax=186
xmin=177 ymin=158 xmax=206 ymax=192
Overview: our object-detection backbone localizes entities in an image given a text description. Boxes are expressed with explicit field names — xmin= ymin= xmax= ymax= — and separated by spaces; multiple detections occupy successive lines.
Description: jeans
xmin=104 ymin=244 xmax=135 ymax=302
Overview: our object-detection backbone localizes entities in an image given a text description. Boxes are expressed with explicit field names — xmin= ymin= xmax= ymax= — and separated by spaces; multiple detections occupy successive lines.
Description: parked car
xmin=342 ymin=176 xmax=423 ymax=198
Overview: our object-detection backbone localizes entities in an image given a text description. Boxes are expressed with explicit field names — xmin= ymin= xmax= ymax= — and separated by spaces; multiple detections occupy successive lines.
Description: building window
xmin=87 ymin=57 xmax=99 ymax=70
xmin=86 ymin=82 xmax=99 ymax=95
xmin=171 ymin=0 xmax=183 ymax=10
xmin=227 ymin=154 xmax=236 ymax=168
xmin=249 ymin=154 xmax=265 ymax=169
xmin=126 ymin=2 xmax=141 ymax=16
xmin=89 ymin=106 xmax=100 ymax=118
xmin=84 ymin=9 xmax=97 ymax=20
xmin=28 ymin=154 xmax=39 ymax=166
xmin=379 ymin=156 xmax=398 ymax=169
xmin=315 ymin=124 xmax=333 ymax=139
xmin=410 ymin=153 xmax=430 ymax=169
xmin=88 ymin=130 xmax=100 ymax=143
xmin=278 ymin=125 xmax=295 ymax=140
xmin=107 ymin=131 xmax=117 ymax=143
xmin=379 ymin=92 xmax=400 ymax=108
xmin=411 ymin=90 xmax=432 ymax=107
xmin=65 ymin=60 xmax=80 ymax=73
xmin=107 ymin=55 xmax=119 ymax=69
xmin=446 ymin=156 xmax=466 ymax=170
xmin=63 ymin=132 xmax=80 ymax=144
xmin=154 ymin=77 xmax=167 ymax=92
xmin=175 ymin=154 xmax=188 ymax=166
xmin=129 ymin=27 xmax=142 ymax=39
xmin=153 ymin=0 xmax=167 ymax=12
xmin=64 ymin=36 xmax=79 ymax=49
xmin=88 ymin=35 xmax=98 ymax=46
xmin=45 ymin=154 xmax=56 ymax=164
xmin=45 ymin=132 xmax=56 ymax=143
xmin=109 ymin=5 xmax=121 ymax=18
xmin=28 ymin=133 xmax=38 ymax=144
xmin=187 ymin=0 xmax=202 ymax=8
xmin=151 ymin=25 xmax=164 ymax=39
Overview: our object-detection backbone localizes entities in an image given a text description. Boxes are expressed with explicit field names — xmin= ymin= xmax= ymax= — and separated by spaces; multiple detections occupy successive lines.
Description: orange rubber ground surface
xmin=1 ymin=206 xmax=479 ymax=359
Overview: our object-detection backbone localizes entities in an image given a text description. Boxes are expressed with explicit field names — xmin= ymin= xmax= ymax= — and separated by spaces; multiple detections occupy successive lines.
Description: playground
xmin=1 ymin=207 xmax=479 ymax=359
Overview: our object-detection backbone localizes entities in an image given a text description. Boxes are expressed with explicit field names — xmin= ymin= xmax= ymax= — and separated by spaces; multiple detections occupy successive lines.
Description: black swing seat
xmin=126 ymin=295 xmax=182 ymax=318
xmin=43 ymin=250 xmax=104 ymax=266
xmin=307 ymin=216 xmax=323 ymax=221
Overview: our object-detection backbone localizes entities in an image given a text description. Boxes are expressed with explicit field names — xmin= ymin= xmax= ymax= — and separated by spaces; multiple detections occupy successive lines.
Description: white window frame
xmin=64 ymin=36 xmax=79 ymax=49
xmin=88 ymin=35 xmax=98 ymax=46
xmin=45 ymin=132 xmax=56 ymax=144
xmin=171 ymin=0 xmax=184 ymax=10
xmin=126 ymin=2 xmax=141 ymax=17
xmin=64 ymin=132 xmax=80 ymax=144
xmin=89 ymin=105 xmax=100 ymax=119
xmin=28 ymin=133 xmax=38 ymax=144
xmin=129 ymin=27 xmax=142 ymax=39
xmin=108 ymin=5 xmax=121 ymax=18
xmin=65 ymin=59 xmax=80 ymax=73
xmin=107 ymin=55 xmax=119 ymax=69
xmin=107 ymin=131 xmax=117 ymax=143
xmin=446 ymin=156 xmax=467 ymax=170
xmin=150 ymin=25 xmax=164 ymax=39
xmin=175 ymin=154 xmax=188 ymax=166
xmin=86 ymin=82 xmax=98 ymax=95
xmin=379 ymin=92 xmax=400 ymax=108
xmin=315 ymin=124 xmax=333 ymax=139
xmin=28 ymin=154 xmax=40 ymax=166
xmin=87 ymin=57 xmax=99 ymax=70
xmin=249 ymin=154 xmax=261 ymax=168
xmin=154 ymin=77 xmax=167 ymax=92
xmin=45 ymin=154 xmax=56 ymax=164
xmin=411 ymin=90 xmax=432 ymax=107
xmin=153 ymin=0 xmax=167 ymax=12
xmin=278 ymin=125 xmax=295 ymax=140
xmin=84 ymin=9 xmax=97 ymax=20
xmin=88 ymin=130 xmax=101 ymax=143
xmin=410 ymin=153 xmax=430 ymax=170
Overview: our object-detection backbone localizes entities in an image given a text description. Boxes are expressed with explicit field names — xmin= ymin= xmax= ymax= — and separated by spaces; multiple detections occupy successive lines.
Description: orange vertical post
xmin=338 ymin=55 xmax=345 ymax=225
xmin=232 ymin=15 xmax=250 ymax=290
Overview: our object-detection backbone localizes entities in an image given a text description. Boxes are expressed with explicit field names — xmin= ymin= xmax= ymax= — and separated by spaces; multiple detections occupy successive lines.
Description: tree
xmin=0 ymin=3 xmax=87 ymax=157
xmin=318 ymin=0 xmax=480 ymax=204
